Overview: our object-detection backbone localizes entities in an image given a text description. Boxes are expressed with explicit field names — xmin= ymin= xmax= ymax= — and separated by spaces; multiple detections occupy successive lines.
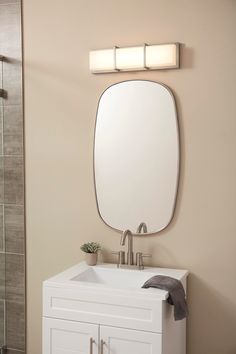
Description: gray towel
xmin=142 ymin=275 xmax=188 ymax=321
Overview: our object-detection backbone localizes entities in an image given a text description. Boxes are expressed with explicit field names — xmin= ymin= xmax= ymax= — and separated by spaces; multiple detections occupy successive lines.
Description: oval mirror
xmin=94 ymin=80 xmax=179 ymax=235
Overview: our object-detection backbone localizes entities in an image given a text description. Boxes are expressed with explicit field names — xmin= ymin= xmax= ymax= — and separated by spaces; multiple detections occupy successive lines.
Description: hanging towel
xmin=142 ymin=275 xmax=188 ymax=321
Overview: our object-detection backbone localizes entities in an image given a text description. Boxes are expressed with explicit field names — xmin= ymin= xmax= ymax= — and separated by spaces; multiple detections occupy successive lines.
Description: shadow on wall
xmin=180 ymin=44 xmax=195 ymax=69
xmin=187 ymin=274 xmax=236 ymax=354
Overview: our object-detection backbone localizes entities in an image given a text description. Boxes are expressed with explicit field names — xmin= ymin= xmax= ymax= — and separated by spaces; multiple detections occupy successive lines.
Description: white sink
xmin=45 ymin=262 xmax=188 ymax=300
xmin=71 ymin=266 xmax=165 ymax=289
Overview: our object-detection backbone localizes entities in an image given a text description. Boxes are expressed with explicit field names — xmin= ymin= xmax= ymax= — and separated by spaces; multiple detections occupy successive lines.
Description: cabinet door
xmin=43 ymin=317 xmax=99 ymax=354
xmin=100 ymin=325 xmax=162 ymax=354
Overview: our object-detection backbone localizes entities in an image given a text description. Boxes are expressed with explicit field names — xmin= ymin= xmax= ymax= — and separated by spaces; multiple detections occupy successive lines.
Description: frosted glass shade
xmin=146 ymin=44 xmax=179 ymax=69
xmin=116 ymin=46 xmax=144 ymax=70
xmin=89 ymin=49 xmax=114 ymax=73
xmin=90 ymin=43 xmax=179 ymax=73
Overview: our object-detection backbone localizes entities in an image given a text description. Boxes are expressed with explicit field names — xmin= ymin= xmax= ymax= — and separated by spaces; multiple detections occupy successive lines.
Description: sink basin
xmin=71 ymin=266 xmax=162 ymax=289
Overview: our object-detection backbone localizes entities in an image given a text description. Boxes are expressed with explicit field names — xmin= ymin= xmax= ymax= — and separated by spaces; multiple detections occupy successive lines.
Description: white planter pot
xmin=85 ymin=253 xmax=98 ymax=266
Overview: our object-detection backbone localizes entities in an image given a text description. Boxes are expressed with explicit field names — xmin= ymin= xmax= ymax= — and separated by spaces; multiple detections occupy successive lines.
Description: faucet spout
xmin=120 ymin=229 xmax=131 ymax=245
xmin=120 ymin=230 xmax=134 ymax=265
xmin=137 ymin=222 xmax=148 ymax=234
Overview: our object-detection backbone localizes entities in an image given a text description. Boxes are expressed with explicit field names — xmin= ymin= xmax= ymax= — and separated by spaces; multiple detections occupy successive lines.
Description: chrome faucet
xmin=112 ymin=227 xmax=151 ymax=269
xmin=120 ymin=229 xmax=134 ymax=265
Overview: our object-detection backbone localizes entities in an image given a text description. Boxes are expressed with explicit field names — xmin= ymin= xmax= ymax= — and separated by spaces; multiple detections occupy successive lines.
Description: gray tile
xmin=0 ymin=253 xmax=5 ymax=299
xmin=0 ymin=2 xmax=20 ymax=17
xmin=3 ymin=105 xmax=23 ymax=155
xmin=3 ymin=134 xmax=23 ymax=155
xmin=6 ymin=300 xmax=25 ymax=351
xmin=2 ymin=59 xmax=22 ymax=106
xmin=0 ymin=206 xmax=3 ymax=251
xmin=0 ymin=2 xmax=22 ymax=105
xmin=5 ymin=253 xmax=24 ymax=302
xmin=0 ymin=299 xmax=5 ymax=345
xmin=3 ymin=105 xmax=23 ymax=135
xmin=0 ymin=107 xmax=2 ymax=154
xmin=0 ymin=1 xmax=20 ymax=4
xmin=4 ymin=156 xmax=24 ymax=204
xmin=0 ymin=3 xmax=21 ymax=53
xmin=0 ymin=69 xmax=2 ymax=108
xmin=0 ymin=2 xmax=24 ymax=350
xmin=0 ymin=44 xmax=21 ymax=66
xmin=0 ymin=2 xmax=20 ymax=22
xmin=5 ymin=205 xmax=24 ymax=254
xmin=0 ymin=158 xmax=3 ymax=203
xmin=3 ymin=48 xmax=21 ymax=63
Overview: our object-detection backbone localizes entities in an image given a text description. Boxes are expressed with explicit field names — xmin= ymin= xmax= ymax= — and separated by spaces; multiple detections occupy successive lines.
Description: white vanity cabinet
xmin=43 ymin=318 xmax=160 ymax=354
xmin=43 ymin=262 xmax=188 ymax=354
xmin=100 ymin=325 xmax=162 ymax=354
xmin=43 ymin=318 xmax=99 ymax=354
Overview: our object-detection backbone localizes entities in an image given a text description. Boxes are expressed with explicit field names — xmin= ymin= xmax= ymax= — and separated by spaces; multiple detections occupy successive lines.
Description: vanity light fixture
xmin=89 ymin=43 xmax=180 ymax=73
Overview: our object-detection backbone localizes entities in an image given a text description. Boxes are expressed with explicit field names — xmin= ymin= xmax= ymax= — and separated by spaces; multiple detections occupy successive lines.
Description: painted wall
xmin=22 ymin=1 xmax=236 ymax=353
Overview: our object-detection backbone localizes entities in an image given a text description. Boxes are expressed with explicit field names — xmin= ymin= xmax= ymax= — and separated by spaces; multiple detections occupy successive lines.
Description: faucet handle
xmin=136 ymin=252 xmax=152 ymax=270
xmin=111 ymin=250 xmax=125 ymax=267
xmin=142 ymin=253 xmax=152 ymax=258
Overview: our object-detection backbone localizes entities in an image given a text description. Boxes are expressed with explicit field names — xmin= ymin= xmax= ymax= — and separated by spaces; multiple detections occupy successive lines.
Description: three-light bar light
xmin=89 ymin=43 xmax=179 ymax=73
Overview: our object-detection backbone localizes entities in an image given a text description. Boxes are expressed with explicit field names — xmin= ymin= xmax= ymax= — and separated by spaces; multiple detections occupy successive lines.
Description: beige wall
xmin=22 ymin=1 xmax=236 ymax=353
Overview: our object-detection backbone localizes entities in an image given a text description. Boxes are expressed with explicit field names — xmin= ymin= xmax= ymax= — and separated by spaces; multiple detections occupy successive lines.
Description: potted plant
xmin=80 ymin=242 xmax=101 ymax=266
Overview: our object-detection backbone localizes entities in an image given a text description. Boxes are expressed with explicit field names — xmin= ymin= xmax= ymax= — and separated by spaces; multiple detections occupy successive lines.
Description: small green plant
xmin=80 ymin=242 xmax=101 ymax=254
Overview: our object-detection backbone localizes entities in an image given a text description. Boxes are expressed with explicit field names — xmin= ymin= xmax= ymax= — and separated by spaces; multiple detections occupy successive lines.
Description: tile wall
xmin=0 ymin=0 xmax=25 ymax=353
